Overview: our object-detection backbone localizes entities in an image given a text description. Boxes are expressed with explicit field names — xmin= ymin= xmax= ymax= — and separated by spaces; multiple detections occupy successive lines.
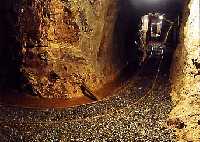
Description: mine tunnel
xmin=1 ymin=0 xmax=200 ymax=141
xmin=114 ymin=0 xmax=183 ymax=72
xmin=1 ymin=0 xmax=182 ymax=102
xmin=0 ymin=0 xmax=184 ymax=102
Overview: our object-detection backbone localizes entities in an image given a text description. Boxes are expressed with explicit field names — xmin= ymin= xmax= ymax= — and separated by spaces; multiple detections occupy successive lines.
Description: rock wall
xmin=17 ymin=0 xmax=124 ymax=98
xmin=170 ymin=0 xmax=200 ymax=141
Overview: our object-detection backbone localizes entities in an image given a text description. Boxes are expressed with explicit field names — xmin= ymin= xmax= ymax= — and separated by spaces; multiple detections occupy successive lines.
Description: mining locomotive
xmin=137 ymin=13 xmax=177 ymax=62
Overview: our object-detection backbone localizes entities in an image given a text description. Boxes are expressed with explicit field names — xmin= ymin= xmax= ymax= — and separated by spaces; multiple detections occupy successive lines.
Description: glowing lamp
xmin=159 ymin=15 xmax=164 ymax=20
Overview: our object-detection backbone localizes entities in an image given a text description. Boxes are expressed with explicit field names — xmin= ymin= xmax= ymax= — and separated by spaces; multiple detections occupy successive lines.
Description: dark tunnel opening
xmin=113 ymin=0 xmax=184 ymax=79
xmin=0 ymin=1 xmax=22 ymax=91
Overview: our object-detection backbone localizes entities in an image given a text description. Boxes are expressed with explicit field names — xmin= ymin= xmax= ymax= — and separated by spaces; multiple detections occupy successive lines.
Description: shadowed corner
xmin=0 ymin=0 xmax=23 ymax=94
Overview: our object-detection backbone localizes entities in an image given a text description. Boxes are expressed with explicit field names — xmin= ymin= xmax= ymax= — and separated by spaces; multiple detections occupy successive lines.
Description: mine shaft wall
xmin=170 ymin=0 xmax=200 ymax=141
xmin=0 ymin=0 xmax=130 ymax=98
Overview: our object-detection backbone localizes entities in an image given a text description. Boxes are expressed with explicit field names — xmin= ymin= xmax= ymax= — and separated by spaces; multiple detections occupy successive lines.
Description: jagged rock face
xmin=170 ymin=0 xmax=200 ymax=141
xmin=19 ymin=0 xmax=121 ymax=98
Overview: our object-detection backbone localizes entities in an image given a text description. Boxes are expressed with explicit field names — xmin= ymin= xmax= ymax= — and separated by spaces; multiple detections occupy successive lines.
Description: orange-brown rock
xmin=170 ymin=0 xmax=200 ymax=141
xmin=19 ymin=0 xmax=123 ymax=98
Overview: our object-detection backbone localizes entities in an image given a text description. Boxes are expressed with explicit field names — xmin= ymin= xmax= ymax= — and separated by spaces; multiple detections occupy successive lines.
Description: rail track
xmin=0 ymin=54 xmax=175 ymax=142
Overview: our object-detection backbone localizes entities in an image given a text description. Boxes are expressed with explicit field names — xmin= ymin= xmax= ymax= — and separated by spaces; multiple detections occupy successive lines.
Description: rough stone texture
xmin=19 ymin=0 xmax=123 ymax=98
xmin=170 ymin=0 xmax=200 ymax=141
xmin=0 ymin=63 xmax=176 ymax=141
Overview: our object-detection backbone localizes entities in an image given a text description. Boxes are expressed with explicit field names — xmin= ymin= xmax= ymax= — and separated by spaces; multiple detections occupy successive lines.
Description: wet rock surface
xmin=0 ymin=61 xmax=176 ymax=141
xmin=18 ymin=0 xmax=121 ymax=98
xmin=0 ymin=0 xmax=126 ymax=99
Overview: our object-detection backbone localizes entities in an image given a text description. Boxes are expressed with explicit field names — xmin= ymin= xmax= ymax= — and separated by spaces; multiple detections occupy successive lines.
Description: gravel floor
xmin=0 ymin=76 xmax=176 ymax=142
xmin=0 ymin=59 xmax=176 ymax=142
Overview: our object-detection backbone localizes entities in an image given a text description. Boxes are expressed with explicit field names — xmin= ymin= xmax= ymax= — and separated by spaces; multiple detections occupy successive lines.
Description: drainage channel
xmin=0 ymin=56 xmax=165 ymax=109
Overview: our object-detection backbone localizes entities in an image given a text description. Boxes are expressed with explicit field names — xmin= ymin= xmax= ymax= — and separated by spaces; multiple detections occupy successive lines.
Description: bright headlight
xmin=159 ymin=15 xmax=164 ymax=20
